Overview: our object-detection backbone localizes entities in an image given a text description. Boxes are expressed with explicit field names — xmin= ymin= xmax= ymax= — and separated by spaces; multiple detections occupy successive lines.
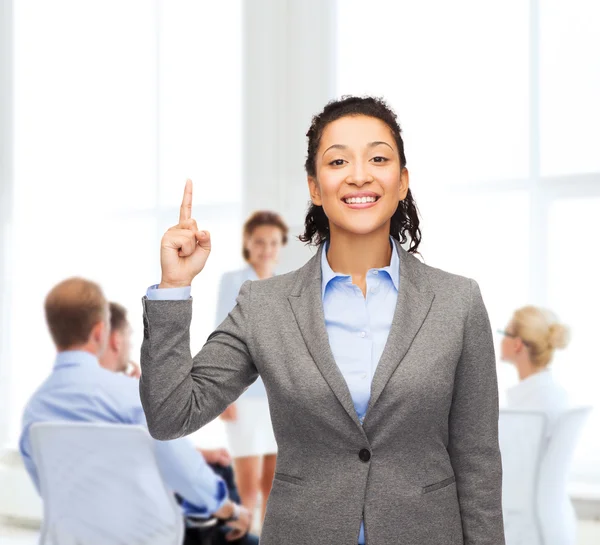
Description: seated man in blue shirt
xmin=20 ymin=277 xmax=257 ymax=545
xmin=100 ymin=301 xmax=242 ymax=505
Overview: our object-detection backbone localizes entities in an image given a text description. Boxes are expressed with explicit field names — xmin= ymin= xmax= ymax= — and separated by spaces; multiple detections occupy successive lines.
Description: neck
xmin=326 ymin=226 xmax=392 ymax=296
xmin=251 ymin=263 xmax=274 ymax=280
xmin=99 ymin=356 xmax=120 ymax=372
xmin=60 ymin=343 xmax=99 ymax=358
xmin=514 ymin=355 xmax=540 ymax=381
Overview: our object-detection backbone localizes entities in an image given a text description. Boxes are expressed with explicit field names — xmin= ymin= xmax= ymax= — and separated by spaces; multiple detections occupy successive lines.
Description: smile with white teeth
xmin=343 ymin=196 xmax=378 ymax=204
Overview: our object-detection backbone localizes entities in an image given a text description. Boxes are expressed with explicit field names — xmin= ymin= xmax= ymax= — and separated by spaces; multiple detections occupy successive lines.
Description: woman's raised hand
xmin=159 ymin=180 xmax=211 ymax=289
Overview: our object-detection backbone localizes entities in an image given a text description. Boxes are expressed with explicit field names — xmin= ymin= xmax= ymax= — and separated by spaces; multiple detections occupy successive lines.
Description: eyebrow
xmin=322 ymin=141 xmax=395 ymax=158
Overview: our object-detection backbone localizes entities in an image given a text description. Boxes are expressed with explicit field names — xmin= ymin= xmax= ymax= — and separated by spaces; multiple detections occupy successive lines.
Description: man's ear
xmin=110 ymin=330 xmax=122 ymax=352
xmin=308 ymin=176 xmax=322 ymax=206
xmin=91 ymin=320 xmax=106 ymax=346
xmin=399 ymin=168 xmax=410 ymax=201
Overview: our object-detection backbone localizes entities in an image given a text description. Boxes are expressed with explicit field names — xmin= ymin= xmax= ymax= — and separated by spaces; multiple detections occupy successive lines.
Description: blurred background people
xmin=19 ymin=278 xmax=256 ymax=545
xmin=216 ymin=211 xmax=288 ymax=523
xmin=499 ymin=305 xmax=571 ymax=430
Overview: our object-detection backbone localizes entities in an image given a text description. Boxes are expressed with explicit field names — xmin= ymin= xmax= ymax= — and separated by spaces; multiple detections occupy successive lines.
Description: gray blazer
xmin=140 ymin=240 xmax=505 ymax=545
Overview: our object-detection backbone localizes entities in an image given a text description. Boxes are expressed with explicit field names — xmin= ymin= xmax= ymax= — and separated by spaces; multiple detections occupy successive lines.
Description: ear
xmin=399 ymin=167 xmax=410 ymax=201
xmin=514 ymin=337 xmax=526 ymax=354
xmin=91 ymin=320 xmax=106 ymax=346
xmin=308 ymin=176 xmax=322 ymax=206
xmin=109 ymin=330 xmax=122 ymax=352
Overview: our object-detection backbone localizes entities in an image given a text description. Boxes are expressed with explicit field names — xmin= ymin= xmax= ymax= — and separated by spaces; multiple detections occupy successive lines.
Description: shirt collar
xmin=320 ymin=237 xmax=400 ymax=300
xmin=54 ymin=350 xmax=100 ymax=370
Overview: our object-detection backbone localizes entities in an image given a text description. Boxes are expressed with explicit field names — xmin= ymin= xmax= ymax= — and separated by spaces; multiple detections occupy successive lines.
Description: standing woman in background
xmin=216 ymin=211 xmax=288 ymax=523
xmin=140 ymin=96 xmax=505 ymax=544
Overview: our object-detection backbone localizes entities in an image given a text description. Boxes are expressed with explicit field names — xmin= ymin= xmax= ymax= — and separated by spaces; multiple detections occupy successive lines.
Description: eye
xmin=371 ymin=156 xmax=389 ymax=163
xmin=329 ymin=159 xmax=346 ymax=166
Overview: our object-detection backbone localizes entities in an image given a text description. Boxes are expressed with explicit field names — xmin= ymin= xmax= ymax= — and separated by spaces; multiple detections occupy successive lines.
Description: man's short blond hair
xmin=44 ymin=277 xmax=108 ymax=350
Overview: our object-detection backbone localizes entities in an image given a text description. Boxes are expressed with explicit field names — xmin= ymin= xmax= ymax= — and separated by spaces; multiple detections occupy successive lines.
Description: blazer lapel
xmin=366 ymin=241 xmax=435 ymax=415
xmin=288 ymin=246 xmax=364 ymax=430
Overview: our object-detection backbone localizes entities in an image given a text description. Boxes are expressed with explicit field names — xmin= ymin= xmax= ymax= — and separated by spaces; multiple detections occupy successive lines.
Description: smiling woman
xmin=311 ymin=119 xmax=407 ymax=220
xmin=140 ymin=96 xmax=505 ymax=545
xmin=301 ymin=98 xmax=420 ymax=265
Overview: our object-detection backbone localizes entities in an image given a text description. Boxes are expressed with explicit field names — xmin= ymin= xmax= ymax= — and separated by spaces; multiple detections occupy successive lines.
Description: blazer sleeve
xmin=447 ymin=279 xmax=505 ymax=544
xmin=139 ymin=280 xmax=258 ymax=440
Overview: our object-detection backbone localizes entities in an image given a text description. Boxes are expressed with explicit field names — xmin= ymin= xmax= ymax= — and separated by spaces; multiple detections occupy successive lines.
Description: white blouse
xmin=504 ymin=369 xmax=570 ymax=432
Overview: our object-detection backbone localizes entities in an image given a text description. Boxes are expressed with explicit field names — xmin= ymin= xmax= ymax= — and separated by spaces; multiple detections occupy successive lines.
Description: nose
xmin=346 ymin=162 xmax=373 ymax=186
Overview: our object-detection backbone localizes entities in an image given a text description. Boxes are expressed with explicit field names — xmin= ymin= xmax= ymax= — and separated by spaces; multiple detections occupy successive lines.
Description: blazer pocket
xmin=422 ymin=475 xmax=456 ymax=494
xmin=274 ymin=472 xmax=304 ymax=486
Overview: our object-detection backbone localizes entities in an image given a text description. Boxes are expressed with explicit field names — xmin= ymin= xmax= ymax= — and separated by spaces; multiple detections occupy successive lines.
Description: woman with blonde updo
xmin=500 ymin=306 xmax=571 ymax=428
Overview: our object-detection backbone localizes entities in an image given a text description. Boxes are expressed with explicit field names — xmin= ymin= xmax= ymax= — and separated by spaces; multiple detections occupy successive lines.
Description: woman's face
xmin=245 ymin=225 xmax=284 ymax=269
xmin=500 ymin=321 xmax=518 ymax=362
xmin=308 ymin=115 xmax=409 ymax=238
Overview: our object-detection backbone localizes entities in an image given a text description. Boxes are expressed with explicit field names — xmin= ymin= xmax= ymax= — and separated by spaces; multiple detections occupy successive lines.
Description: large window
xmin=336 ymin=0 xmax=600 ymax=484
xmin=7 ymin=0 xmax=243 ymax=440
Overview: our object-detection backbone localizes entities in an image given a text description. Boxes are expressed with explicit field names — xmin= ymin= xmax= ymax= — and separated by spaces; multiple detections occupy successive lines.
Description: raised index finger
xmin=179 ymin=179 xmax=193 ymax=223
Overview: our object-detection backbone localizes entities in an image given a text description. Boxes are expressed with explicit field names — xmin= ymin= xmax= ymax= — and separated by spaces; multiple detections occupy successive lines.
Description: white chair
xmin=499 ymin=410 xmax=547 ymax=545
xmin=30 ymin=422 xmax=185 ymax=545
xmin=537 ymin=407 xmax=592 ymax=545
xmin=499 ymin=407 xmax=592 ymax=545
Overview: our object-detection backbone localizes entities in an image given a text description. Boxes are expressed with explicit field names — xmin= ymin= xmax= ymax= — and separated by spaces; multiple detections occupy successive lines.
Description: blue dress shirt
xmin=320 ymin=240 xmax=399 ymax=544
xmin=19 ymin=350 xmax=227 ymax=516
xmin=146 ymin=238 xmax=400 ymax=543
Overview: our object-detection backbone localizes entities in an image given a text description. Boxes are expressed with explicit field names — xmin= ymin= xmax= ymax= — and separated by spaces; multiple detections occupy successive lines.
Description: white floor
xmin=2 ymin=518 xmax=600 ymax=544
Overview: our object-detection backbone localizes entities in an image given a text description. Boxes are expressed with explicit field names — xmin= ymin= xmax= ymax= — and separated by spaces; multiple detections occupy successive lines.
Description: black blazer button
xmin=359 ymin=449 xmax=371 ymax=462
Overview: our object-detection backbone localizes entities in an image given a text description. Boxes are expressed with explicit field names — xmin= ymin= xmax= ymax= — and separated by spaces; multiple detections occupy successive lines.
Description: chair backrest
xmin=498 ymin=410 xmax=547 ymax=545
xmin=537 ymin=406 xmax=593 ymax=545
xmin=30 ymin=422 xmax=184 ymax=545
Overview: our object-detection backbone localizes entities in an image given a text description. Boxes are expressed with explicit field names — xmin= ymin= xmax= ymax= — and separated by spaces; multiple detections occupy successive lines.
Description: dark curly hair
xmin=300 ymin=96 xmax=421 ymax=254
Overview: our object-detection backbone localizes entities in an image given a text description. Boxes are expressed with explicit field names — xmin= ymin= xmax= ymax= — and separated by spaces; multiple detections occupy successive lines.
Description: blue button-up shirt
xmin=19 ymin=351 xmax=227 ymax=516
xmin=146 ymin=238 xmax=400 ymax=543
xmin=321 ymin=240 xmax=399 ymax=544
